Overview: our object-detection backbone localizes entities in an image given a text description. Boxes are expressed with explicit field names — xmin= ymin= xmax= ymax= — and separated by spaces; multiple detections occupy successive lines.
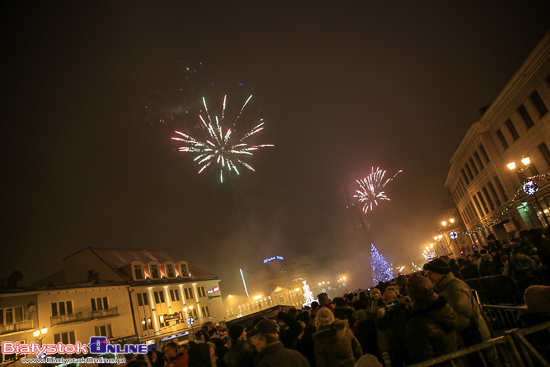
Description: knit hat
xmin=423 ymin=258 xmax=452 ymax=274
xmin=315 ymin=307 xmax=335 ymax=327
xmin=228 ymin=324 xmax=244 ymax=340
xmin=482 ymin=254 xmax=492 ymax=262
xmin=406 ymin=274 xmax=434 ymax=300
xmin=524 ymin=285 xmax=550 ymax=313
xmin=396 ymin=275 xmax=408 ymax=287
xmin=247 ymin=319 xmax=278 ymax=337
xmin=296 ymin=311 xmax=310 ymax=325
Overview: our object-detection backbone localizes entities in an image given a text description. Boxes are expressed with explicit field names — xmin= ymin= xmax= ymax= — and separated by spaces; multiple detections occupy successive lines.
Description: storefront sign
xmin=263 ymin=256 xmax=284 ymax=264
xmin=160 ymin=331 xmax=189 ymax=342
xmin=504 ymin=222 xmax=517 ymax=233
xmin=163 ymin=312 xmax=182 ymax=321
xmin=207 ymin=286 xmax=220 ymax=294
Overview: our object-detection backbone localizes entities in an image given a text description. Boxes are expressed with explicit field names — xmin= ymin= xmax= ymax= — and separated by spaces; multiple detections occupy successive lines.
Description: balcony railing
xmin=51 ymin=306 xmax=119 ymax=326
xmin=0 ymin=319 xmax=34 ymax=335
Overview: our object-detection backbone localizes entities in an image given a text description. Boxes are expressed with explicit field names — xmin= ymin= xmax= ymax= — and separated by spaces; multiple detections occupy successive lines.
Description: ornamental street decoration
xmin=523 ymin=180 xmax=539 ymax=195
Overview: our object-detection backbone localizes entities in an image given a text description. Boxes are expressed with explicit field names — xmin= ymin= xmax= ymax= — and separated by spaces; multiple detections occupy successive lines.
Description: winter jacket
xmin=405 ymin=294 xmax=462 ymax=366
xmin=433 ymin=272 xmax=490 ymax=337
xmin=253 ymin=341 xmax=310 ymax=367
xmin=224 ymin=340 xmax=255 ymax=367
xmin=312 ymin=319 xmax=362 ymax=367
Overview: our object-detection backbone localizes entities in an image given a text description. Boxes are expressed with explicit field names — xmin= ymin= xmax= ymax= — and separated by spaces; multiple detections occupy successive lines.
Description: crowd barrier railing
xmin=405 ymin=321 xmax=550 ymax=367
xmin=464 ymin=274 xmax=522 ymax=305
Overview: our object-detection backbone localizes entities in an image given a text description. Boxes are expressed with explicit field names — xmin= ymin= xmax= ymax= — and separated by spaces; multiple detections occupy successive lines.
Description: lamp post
xmin=33 ymin=327 xmax=48 ymax=346
xmin=439 ymin=218 xmax=456 ymax=254
xmin=507 ymin=156 xmax=549 ymax=227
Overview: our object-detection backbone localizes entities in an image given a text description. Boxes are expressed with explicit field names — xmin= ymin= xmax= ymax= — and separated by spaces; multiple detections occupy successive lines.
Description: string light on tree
xmin=371 ymin=244 xmax=393 ymax=286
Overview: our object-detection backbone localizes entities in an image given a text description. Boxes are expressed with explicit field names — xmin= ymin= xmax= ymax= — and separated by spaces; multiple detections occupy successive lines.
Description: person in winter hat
xmin=312 ymin=307 xmax=362 ymax=367
xmin=405 ymin=275 xmax=463 ymax=366
xmin=424 ymin=259 xmax=494 ymax=364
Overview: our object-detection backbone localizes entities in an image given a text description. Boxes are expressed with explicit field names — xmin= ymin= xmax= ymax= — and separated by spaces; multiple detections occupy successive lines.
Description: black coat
xmin=406 ymin=295 xmax=462 ymax=366
xmin=254 ymin=341 xmax=310 ymax=367
xmin=224 ymin=340 xmax=255 ymax=367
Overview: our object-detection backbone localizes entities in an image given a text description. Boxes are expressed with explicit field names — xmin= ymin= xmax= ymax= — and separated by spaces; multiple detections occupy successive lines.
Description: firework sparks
xmin=172 ymin=95 xmax=273 ymax=182
xmin=354 ymin=167 xmax=402 ymax=213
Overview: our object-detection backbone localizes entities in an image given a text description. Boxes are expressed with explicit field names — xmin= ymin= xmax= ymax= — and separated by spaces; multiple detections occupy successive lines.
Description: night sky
xmin=4 ymin=2 xmax=550 ymax=295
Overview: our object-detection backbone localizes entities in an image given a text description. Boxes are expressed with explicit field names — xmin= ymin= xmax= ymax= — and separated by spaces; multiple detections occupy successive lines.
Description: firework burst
xmin=172 ymin=95 xmax=273 ymax=182
xmin=354 ymin=167 xmax=402 ymax=213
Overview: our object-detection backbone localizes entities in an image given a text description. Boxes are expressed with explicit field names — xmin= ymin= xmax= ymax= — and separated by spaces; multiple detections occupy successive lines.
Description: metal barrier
xmin=405 ymin=321 xmax=550 ymax=367
xmin=481 ymin=304 xmax=527 ymax=337
xmin=464 ymin=275 xmax=522 ymax=305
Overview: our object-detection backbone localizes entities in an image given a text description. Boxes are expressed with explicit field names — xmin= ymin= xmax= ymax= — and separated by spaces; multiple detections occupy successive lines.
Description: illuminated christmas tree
xmin=371 ymin=244 xmax=393 ymax=285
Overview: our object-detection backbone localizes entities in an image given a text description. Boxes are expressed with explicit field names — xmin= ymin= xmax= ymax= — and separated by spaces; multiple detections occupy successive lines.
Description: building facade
xmin=446 ymin=31 xmax=550 ymax=245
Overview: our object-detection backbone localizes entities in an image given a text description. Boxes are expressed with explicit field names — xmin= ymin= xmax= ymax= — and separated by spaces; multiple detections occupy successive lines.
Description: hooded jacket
xmin=406 ymin=294 xmax=462 ymax=366
xmin=312 ymin=319 xmax=362 ymax=367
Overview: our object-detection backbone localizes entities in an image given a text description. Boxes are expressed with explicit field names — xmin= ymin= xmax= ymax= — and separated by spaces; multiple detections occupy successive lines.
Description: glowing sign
xmin=450 ymin=231 xmax=458 ymax=240
xmin=263 ymin=256 xmax=284 ymax=264
xmin=207 ymin=286 xmax=220 ymax=294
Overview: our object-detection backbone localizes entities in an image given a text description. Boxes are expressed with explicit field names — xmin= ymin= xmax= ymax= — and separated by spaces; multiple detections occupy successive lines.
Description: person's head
xmin=310 ymin=301 xmax=319 ymax=311
xmin=406 ymin=274 xmax=434 ymax=301
xmin=524 ymin=285 xmax=550 ymax=313
xmin=382 ymin=290 xmax=397 ymax=305
xmin=314 ymin=306 xmax=335 ymax=328
xmin=317 ymin=292 xmax=330 ymax=306
xmin=369 ymin=288 xmax=381 ymax=300
xmin=487 ymin=234 xmax=496 ymax=242
xmin=395 ymin=275 xmax=408 ymax=290
xmin=164 ymin=342 xmax=178 ymax=360
xmin=247 ymin=320 xmax=279 ymax=352
xmin=334 ymin=297 xmax=346 ymax=307
xmin=423 ymin=258 xmax=451 ymax=285
xmin=228 ymin=324 xmax=246 ymax=341
xmin=188 ymin=343 xmax=213 ymax=367
xmin=179 ymin=344 xmax=189 ymax=355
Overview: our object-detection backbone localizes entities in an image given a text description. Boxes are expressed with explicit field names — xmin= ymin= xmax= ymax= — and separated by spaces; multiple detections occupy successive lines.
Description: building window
xmin=0 ymin=307 xmax=23 ymax=325
xmin=150 ymin=265 xmax=160 ymax=279
xmin=493 ymin=176 xmax=507 ymax=201
xmin=472 ymin=195 xmax=484 ymax=216
xmin=461 ymin=169 xmax=470 ymax=185
xmin=185 ymin=288 xmax=194 ymax=300
xmin=530 ymin=90 xmax=548 ymax=117
xmin=486 ymin=181 xmax=501 ymax=207
xmin=201 ymin=306 xmax=206 ymax=317
xmin=158 ymin=315 xmax=165 ymax=328
xmin=95 ymin=324 xmax=113 ymax=338
xmin=496 ymin=129 xmax=509 ymax=150
xmin=154 ymin=291 xmax=165 ymax=304
xmin=479 ymin=145 xmax=490 ymax=164
xmin=170 ymin=289 xmax=180 ymax=302
xmin=464 ymin=164 xmax=474 ymax=181
xmin=205 ymin=306 xmax=211 ymax=317
xmin=137 ymin=293 xmax=143 ymax=306
xmin=473 ymin=152 xmax=484 ymax=169
xmin=180 ymin=264 xmax=188 ymax=277
xmin=166 ymin=264 xmax=175 ymax=278
xmin=477 ymin=192 xmax=489 ymax=214
xmin=54 ymin=331 xmax=76 ymax=345
xmin=141 ymin=319 xmax=147 ymax=331
xmin=91 ymin=297 xmax=109 ymax=311
xmin=529 ymin=162 xmax=539 ymax=176
xmin=134 ymin=265 xmax=144 ymax=280
xmin=482 ymin=187 xmax=495 ymax=211
xmin=505 ymin=119 xmax=520 ymax=141
xmin=538 ymin=143 xmax=550 ymax=168
xmin=199 ymin=287 xmax=206 ymax=297
xmin=52 ymin=301 xmax=73 ymax=317
xmin=517 ymin=104 xmax=534 ymax=129
xmin=468 ymin=158 xmax=479 ymax=176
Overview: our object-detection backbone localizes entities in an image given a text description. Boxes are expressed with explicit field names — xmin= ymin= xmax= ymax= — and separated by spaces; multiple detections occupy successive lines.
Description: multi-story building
xmin=0 ymin=247 xmax=225 ymax=365
xmin=60 ymin=248 xmax=225 ymax=347
xmin=0 ymin=290 xmax=39 ymax=366
xmin=446 ymin=31 xmax=550 ymax=245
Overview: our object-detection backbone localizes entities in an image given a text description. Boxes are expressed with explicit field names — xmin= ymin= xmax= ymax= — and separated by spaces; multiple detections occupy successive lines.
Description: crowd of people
xmin=122 ymin=228 xmax=550 ymax=367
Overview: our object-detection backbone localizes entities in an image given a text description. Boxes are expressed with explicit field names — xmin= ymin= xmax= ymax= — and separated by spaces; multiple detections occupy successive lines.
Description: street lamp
xmin=507 ymin=155 xmax=548 ymax=227
xmin=33 ymin=327 xmax=48 ymax=345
